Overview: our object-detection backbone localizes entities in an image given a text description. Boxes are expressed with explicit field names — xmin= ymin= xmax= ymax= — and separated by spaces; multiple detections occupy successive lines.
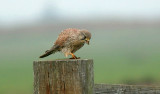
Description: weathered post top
xmin=33 ymin=59 xmax=94 ymax=94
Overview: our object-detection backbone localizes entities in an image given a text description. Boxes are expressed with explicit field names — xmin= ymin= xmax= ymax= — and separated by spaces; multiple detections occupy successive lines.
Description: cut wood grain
xmin=33 ymin=59 xmax=94 ymax=94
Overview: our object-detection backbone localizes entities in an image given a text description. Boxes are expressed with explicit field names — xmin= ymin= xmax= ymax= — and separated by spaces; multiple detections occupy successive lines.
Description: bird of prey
xmin=39 ymin=28 xmax=91 ymax=59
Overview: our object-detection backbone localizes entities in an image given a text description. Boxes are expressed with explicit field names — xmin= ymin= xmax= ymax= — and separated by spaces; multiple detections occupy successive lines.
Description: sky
xmin=0 ymin=0 xmax=160 ymax=24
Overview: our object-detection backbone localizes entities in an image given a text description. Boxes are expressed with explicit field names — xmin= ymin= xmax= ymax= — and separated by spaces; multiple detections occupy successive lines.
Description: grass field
xmin=1 ymin=27 xmax=160 ymax=94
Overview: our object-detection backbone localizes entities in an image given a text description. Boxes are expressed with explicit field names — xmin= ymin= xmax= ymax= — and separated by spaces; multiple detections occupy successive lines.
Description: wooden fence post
xmin=33 ymin=59 xmax=94 ymax=94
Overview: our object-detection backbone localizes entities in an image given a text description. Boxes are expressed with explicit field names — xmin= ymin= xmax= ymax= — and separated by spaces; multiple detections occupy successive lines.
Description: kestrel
xmin=39 ymin=28 xmax=91 ymax=59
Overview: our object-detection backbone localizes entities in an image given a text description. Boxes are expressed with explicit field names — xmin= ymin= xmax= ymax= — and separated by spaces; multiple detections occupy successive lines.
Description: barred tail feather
xmin=39 ymin=45 xmax=59 ymax=58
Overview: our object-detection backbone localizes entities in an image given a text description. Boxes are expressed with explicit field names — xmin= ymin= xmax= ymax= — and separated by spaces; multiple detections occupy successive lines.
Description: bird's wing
xmin=54 ymin=31 xmax=70 ymax=46
xmin=54 ymin=28 xmax=80 ymax=46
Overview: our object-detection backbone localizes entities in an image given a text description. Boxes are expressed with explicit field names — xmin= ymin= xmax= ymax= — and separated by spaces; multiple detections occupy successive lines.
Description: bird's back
xmin=54 ymin=28 xmax=80 ymax=46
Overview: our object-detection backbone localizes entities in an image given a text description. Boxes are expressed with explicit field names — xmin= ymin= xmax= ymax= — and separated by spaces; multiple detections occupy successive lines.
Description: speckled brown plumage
xmin=39 ymin=28 xmax=91 ymax=59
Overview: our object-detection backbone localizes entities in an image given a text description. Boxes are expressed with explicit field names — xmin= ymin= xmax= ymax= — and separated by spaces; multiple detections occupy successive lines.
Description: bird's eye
xmin=81 ymin=36 xmax=86 ymax=40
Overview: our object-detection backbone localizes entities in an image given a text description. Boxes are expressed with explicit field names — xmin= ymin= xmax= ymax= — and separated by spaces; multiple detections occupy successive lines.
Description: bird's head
xmin=79 ymin=30 xmax=91 ymax=45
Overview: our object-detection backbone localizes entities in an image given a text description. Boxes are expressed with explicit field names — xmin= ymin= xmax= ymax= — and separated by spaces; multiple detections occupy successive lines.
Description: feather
xmin=39 ymin=45 xmax=59 ymax=58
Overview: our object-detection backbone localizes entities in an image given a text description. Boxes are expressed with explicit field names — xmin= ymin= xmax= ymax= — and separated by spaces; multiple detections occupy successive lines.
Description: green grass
xmin=1 ymin=28 xmax=160 ymax=94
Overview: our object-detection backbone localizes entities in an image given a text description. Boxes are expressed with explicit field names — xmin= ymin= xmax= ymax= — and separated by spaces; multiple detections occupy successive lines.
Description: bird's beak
xmin=85 ymin=38 xmax=90 ymax=45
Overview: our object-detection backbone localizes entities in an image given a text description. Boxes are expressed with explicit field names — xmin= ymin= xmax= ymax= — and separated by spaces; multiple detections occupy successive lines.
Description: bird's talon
xmin=69 ymin=57 xmax=80 ymax=59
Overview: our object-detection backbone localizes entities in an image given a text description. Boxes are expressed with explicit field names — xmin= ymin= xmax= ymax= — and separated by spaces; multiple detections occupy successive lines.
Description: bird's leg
xmin=69 ymin=53 xmax=80 ymax=59
xmin=70 ymin=53 xmax=77 ymax=59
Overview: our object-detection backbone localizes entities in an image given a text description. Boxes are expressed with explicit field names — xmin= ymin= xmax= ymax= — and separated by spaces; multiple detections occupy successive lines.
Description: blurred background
xmin=0 ymin=0 xmax=160 ymax=94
